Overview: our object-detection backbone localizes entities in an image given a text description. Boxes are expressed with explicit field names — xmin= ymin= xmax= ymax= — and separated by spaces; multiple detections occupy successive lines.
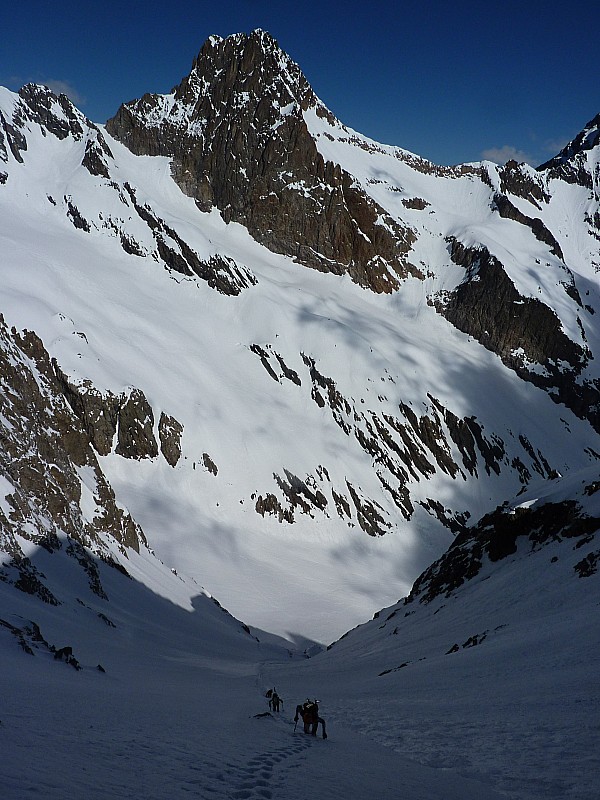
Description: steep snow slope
xmin=270 ymin=470 xmax=600 ymax=800
xmin=304 ymin=107 xmax=599 ymax=404
xmin=1 ymin=550 xmax=507 ymax=800
xmin=1 ymin=44 xmax=599 ymax=641
xmin=1 ymin=424 xmax=596 ymax=800
xmin=1 ymin=31 xmax=599 ymax=800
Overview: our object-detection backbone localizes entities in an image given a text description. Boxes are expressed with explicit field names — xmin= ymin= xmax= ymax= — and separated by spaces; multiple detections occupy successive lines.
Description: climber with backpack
xmin=270 ymin=689 xmax=283 ymax=712
xmin=294 ymin=699 xmax=327 ymax=739
xmin=265 ymin=687 xmax=283 ymax=712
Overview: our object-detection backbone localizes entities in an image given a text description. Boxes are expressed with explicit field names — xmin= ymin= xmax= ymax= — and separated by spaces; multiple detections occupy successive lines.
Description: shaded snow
xmin=0 ymin=84 xmax=598 ymax=642
xmin=0 ymin=45 xmax=599 ymax=800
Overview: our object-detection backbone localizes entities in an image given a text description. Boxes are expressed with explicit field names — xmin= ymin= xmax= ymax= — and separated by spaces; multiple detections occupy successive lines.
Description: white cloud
xmin=480 ymin=145 xmax=534 ymax=165
xmin=42 ymin=79 xmax=86 ymax=107
xmin=542 ymin=138 xmax=569 ymax=156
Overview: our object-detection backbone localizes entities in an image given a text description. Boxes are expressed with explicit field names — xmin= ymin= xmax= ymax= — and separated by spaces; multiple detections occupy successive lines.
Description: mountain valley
xmin=1 ymin=30 xmax=599 ymax=800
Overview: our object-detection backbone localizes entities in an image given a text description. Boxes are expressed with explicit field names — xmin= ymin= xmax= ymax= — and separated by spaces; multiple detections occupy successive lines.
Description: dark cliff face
xmin=434 ymin=240 xmax=600 ymax=433
xmin=404 ymin=478 xmax=600 ymax=607
xmin=106 ymin=30 xmax=416 ymax=292
xmin=0 ymin=316 xmax=148 ymax=604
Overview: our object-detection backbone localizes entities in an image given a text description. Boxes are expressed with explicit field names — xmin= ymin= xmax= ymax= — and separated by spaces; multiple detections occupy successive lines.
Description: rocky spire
xmin=106 ymin=30 xmax=416 ymax=292
xmin=537 ymin=113 xmax=600 ymax=190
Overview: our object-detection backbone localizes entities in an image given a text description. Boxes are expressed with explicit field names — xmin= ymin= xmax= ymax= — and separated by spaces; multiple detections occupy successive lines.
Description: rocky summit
xmin=0 ymin=30 xmax=599 ymax=643
xmin=105 ymin=30 xmax=417 ymax=292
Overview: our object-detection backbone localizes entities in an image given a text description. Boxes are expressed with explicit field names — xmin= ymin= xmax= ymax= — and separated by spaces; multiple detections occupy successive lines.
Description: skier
xmin=294 ymin=699 xmax=327 ymax=738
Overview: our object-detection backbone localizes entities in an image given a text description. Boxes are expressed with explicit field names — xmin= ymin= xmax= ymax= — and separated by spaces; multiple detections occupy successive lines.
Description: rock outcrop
xmin=159 ymin=413 xmax=184 ymax=467
xmin=54 ymin=363 xmax=185 ymax=465
xmin=434 ymin=240 xmax=599 ymax=432
xmin=0 ymin=316 xmax=146 ymax=603
xmin=106 ymin=30 xmax=417 ymax=292
xmin=404 ymin=477 xmax=600 ymax=606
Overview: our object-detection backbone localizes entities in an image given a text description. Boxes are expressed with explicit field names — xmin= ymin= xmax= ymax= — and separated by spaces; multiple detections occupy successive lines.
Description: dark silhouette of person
xmin=295 ymin=699 xmax=327 ymax=738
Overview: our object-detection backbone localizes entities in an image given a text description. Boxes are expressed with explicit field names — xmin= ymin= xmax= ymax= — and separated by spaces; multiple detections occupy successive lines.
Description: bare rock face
xmin=496 ymin=160 xmax=550 ymax=207
xmin=53 ymin=364 xmax=120 ymax=456
xmin=106 ymin=30 xmax=416 ymax=292
xmin=54 ymin=362 xmax=186 ymax=466
xmin=82 ymin=133 xmax=114 ymax=179
xmin=159 ymin=412 xmax=184 ymax=467
xmin=202 ymin=453 xmax=218 ymax=475
xmin=0 ymin=317 xmax=147 ymax=604
xmin=16 ymin=84 xmax=86 ymax=141
xmin=115 ymin=388 xmax=158 ymax=459
xmin=434 ymin=240 xmax=600 ymax=432
xmin=0 ymin=111 xmax=27 ymax=163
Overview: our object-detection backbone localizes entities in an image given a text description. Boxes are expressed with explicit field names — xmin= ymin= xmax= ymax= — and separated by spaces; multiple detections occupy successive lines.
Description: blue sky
xmin=2 ymin=1 xmax=597 ymax=166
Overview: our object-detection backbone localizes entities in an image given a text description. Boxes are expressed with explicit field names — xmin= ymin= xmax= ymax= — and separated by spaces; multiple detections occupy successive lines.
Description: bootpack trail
xmin=3 ymin=639 xmax=504 ymax=800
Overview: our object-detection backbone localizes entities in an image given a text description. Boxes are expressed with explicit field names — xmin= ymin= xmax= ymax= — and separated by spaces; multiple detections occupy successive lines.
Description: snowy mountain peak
xmin=1 ymin=31 xmax=600 ymax=644
xmin=16 ymin=83 xmax=88 ymax=138
xmin=543 ymin=112 xmax=600 ymax=163
xmin=106 ymin=31 xmax=415 ymax=291
xmin=0 ymin=83 xmax=86 ymax=168
xmin=538 ymin=112 xmax=600 ymax=189
xmin=108 ymin=29 xmax=328 ymax=147
xmin=185 ymin=28 xmax=322 ymax=115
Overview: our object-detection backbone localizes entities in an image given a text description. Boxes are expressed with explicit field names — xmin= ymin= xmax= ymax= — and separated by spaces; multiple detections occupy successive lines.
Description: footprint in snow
xmin=228 ymin=739 xmax=316 ymax=798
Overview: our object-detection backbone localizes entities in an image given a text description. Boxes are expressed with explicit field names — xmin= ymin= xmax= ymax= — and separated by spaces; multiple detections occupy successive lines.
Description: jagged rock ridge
xmin=538 ymin=113 xmax=600 ymax=189
xmin=106 ymin=30 xmax=418 ymax=292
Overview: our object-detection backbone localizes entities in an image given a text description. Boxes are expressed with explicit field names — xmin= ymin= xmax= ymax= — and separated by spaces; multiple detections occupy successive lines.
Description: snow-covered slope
xmin=1 ymin=31 xmax=599 ymax=645
xmin=2 ymin=540 xmax=509 ymax=800
xmin=1 ymin=29 xmax=599 ymax=800
xmin=3 ymin=465 xmax=595 ymax=800
xmin=271 ymin=470 xmax=600 ymax=799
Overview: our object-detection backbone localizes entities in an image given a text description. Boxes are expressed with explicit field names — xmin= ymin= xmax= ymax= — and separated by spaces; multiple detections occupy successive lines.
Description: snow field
xmin=2 ymin=116 xmax=596 ymax=641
